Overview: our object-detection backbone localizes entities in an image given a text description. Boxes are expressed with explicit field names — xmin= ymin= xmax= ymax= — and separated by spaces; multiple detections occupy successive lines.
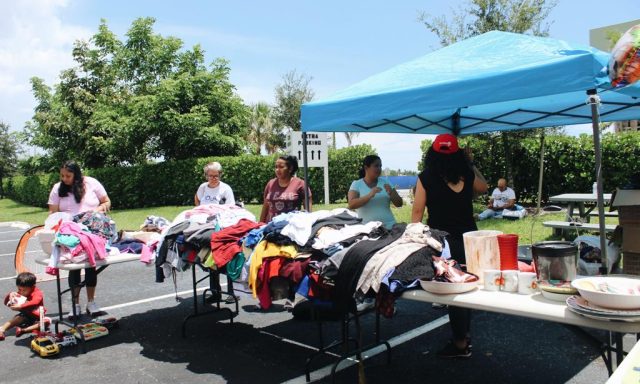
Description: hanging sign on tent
xmin=609 ymin=24 xmax=640 ymax=88
xmin=287 ymin=132 xmax=328 ymax=168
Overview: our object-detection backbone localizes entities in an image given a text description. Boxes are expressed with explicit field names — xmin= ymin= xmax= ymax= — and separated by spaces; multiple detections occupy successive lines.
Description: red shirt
xmin=4 ymin=286 xmax=45 ymax=317
xmin=263 ymin=177 xmax=311 ymax=222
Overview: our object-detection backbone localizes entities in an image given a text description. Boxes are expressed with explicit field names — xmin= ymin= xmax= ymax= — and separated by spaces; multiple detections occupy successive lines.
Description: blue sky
xmin=1 ymin=0 xmax=637 ymax=170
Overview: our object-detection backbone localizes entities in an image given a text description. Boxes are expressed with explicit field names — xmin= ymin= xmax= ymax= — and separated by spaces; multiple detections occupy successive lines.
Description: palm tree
xmin=344 ymin=132 xmax=359 ymax=147
xmin=247 ymin=102 xmax=273 ymax=155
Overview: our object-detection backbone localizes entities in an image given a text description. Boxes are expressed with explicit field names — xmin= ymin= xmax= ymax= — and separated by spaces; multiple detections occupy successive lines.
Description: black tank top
xmin=418 ymin=168 xmax=477 ymax=238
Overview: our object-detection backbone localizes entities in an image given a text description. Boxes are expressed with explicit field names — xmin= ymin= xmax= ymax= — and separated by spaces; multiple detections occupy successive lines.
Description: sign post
xmin=288 ymin=132 xmax=329 ymax=205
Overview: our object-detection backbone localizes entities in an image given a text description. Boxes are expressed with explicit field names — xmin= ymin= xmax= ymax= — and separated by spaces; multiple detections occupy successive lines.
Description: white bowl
xmin=571 ymin=276 xmax=640 ymax=310
xmin=419 ymin=279 xmax=478 ymax=294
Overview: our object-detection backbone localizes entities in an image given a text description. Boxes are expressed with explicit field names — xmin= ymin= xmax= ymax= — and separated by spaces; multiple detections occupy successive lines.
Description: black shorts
xmin=15 ymin=311 xmax=39 ymax=327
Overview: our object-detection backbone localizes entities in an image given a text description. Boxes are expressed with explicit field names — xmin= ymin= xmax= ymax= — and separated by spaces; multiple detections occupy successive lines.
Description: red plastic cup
xmin=498 ymin=234 xmax=519 ymax=270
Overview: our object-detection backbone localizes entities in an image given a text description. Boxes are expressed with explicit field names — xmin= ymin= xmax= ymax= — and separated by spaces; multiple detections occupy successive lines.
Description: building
xmin=590 ymin=19 xmax=640 ymax=133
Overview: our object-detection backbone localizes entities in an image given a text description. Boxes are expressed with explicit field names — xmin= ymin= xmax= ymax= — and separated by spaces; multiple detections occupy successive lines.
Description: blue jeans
xmin=478 ymin=205 xmax=523 ymax=220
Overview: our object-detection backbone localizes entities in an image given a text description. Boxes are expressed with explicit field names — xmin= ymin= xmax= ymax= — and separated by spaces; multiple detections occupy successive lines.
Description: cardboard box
xmin=611 ymin=189 xmax=640 ymax=224
xmin=623 ymin=224 xmax=640 ymax=253
xmin=624 ymin=252 xmax=640 ymax=275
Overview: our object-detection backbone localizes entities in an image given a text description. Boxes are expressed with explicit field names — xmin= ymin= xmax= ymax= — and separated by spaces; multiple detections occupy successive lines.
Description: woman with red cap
xmin=411 ymin=133 xmax=487 ymax=358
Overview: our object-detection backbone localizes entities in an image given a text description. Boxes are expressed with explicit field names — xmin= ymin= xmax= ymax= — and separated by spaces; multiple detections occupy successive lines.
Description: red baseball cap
xmin=432 ymin=134 xmax=459 ymax=154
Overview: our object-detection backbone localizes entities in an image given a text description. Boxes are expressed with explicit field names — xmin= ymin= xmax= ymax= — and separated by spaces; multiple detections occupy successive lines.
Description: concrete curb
xmin=0 ymin=221 xmax=31 ymax=229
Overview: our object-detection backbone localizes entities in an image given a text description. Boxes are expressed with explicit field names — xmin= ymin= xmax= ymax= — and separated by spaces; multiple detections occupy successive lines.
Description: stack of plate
xmin=538 ymin=280 xmax=577 ymax=302
xmin=565 ymin=295 xmax=640 ymax=322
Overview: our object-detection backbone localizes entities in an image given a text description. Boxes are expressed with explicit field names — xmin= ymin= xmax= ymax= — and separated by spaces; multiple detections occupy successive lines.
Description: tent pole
xmin=536 ymin=131 xmax=545 ymax=214
xmin=587 ymin=89 xmax=608 ymax=274
xmin=302 ymin=131 xmax=311 ymax=211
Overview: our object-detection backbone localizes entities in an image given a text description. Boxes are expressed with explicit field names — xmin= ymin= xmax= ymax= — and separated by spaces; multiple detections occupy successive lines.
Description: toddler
xmin=0 ymin=272 xmax=49 ymax=340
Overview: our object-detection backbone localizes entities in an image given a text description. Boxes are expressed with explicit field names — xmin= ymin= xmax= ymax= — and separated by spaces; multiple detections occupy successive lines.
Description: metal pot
xmin=531 ymin=241 xmax=577 ymax=281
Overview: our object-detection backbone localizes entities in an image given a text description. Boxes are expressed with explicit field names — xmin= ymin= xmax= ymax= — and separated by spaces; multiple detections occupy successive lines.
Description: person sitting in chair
xmin=477 ymin=178 xmax=522 ymax=220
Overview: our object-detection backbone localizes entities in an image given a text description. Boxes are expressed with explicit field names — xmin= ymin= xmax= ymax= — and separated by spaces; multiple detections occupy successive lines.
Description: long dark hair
xmin=423 ymin=148 xmax=469 ymax=184
xmin=358 ymin=155 xmax=380 ymax=179
xmin=278 ymin=155 xmax=299 ymax=176
xmin=58 ymin=160 xmax=85 ymax=203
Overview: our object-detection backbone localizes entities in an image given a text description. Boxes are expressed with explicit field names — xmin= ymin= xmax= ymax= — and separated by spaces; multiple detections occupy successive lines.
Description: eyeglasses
xmin=207 ymin=174 xmax=220 ymax=179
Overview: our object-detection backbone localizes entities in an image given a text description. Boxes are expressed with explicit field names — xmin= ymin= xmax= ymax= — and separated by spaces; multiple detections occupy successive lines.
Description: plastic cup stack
xmin=498 ymin=234 xmax=519 ymax=271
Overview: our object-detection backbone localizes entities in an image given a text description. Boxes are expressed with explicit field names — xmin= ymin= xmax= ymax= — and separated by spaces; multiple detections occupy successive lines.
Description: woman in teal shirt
xmin=347 ymin=155 xmax=403 ymax=229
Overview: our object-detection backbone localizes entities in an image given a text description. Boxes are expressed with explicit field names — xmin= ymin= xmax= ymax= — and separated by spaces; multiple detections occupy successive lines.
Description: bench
xmin=588 ymin=211 xmax=618 ymax=218
xmin=542 ymin=220 xmax=617 ymax=237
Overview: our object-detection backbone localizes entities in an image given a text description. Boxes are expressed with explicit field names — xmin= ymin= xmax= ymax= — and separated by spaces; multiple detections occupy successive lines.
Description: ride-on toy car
xmin=69 ymin=323 xmax=109 ymax=341
xmin=30 ymin=336 xmax=60 ymax=357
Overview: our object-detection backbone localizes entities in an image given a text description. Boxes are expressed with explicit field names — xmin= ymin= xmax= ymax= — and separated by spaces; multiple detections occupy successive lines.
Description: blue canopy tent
xmin=300 ymin=31 xmax=640 ymax=271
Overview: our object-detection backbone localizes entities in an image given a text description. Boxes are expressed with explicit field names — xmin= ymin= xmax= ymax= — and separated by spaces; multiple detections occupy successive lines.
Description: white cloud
xmin=0 ymin=0 xmax=91 ymax=130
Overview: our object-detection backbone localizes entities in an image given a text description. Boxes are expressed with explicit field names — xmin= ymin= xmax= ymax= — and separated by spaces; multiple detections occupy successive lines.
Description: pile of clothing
xmin=45 ymin=211 xmax=117 ymax=275
xmin=149 ymin=207 xmax=449 ymax=318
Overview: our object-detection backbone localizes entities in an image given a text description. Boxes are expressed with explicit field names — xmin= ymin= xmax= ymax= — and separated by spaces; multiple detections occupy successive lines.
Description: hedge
xmin=454 ymin=131 xmax=640 ymax=202
xmin=4 ymin=144 xmax=376 ymax=209
xmin=9 ymin=132 xmax=638 ymax=209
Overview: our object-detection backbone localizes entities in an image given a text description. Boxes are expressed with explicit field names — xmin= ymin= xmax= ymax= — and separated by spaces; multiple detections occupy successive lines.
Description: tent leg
xmin=587 ymin=89 xmax=608 ymax=274
xmin=536 ymin=132 xmax=545 ymax=214
xmin=302 ymin=132 xmax=311 ymax=211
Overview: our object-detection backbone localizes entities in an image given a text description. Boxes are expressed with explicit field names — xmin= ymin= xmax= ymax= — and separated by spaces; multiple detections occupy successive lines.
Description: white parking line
xmin=0 ymin=250 xmax=39 ymax=258
xmin=0 ymin=275 xmax=17 ymax=281
xmin=0 ymin=229 xmax=28 ymax=234
xmin=280 ymin=315 xmax=450 ymax=384
xmin=100 ymin=283 xmax=227 ymax=311
xmin=39 ymin=277 xmax=449 ymax=383
xmin=0 ymin=239 xmax=19 ymax=243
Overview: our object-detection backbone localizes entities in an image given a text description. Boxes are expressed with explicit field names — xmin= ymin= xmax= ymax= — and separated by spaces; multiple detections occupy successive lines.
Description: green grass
xmin=0 ymin=198 xmax=616 ymax=245
xmin=390 ymin=202 xmax=565 ymax=244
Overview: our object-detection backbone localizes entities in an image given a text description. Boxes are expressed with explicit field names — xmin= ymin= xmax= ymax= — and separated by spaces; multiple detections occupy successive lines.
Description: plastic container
xmin=463 ymin=230 xmax=503 ymax=283
xmin=37 ymin=229 xmax=55 ymax=255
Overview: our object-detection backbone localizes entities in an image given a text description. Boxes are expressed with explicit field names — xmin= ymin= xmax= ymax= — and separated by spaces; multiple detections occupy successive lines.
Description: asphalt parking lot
xmin=0 ymin=222 xmax=626 ymax=383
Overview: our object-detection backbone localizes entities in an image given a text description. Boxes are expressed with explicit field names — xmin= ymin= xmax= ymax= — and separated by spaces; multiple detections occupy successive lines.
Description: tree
xmin=247 ymin=102 xmax=274 ymax=154
xmin=273 ymin=70 xmax=315 ymax=132
xmin=418 ymin=0 xmax=558 ymax=185
xmin=0 ymin=122 xmax=21 ymax=198
xmin=419 ymin=0 xmax=557 ymax=46
xmin=344 ymin=132 xmax=359 ymax=147
xmin=26 ymin=18 xmax=249 ymax=167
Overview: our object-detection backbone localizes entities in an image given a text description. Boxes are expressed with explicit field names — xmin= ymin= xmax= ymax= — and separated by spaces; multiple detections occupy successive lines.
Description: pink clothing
xmin=263 ymin=177 xmax=311 ymax=222
xmin=56 ymin=221 xmax=107 ymax=267
xmin=48 ymin=176 xmax=107 ymax=215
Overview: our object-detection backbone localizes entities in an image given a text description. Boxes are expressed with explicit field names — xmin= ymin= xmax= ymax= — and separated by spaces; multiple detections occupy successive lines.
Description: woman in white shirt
xmin=194 ymin=161 xmax=238 ymax=304
xmin=194 ymin=162 xmax=236 ymax=206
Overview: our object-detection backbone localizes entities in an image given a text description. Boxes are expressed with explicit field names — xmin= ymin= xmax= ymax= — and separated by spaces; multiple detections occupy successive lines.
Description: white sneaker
xmin=356 ymin=297 xmax=375 ymax=312
xmin=86 ymin=301 xmax=102 ymax=314
xmin=67 ymin=304 xmax=82 ymax=319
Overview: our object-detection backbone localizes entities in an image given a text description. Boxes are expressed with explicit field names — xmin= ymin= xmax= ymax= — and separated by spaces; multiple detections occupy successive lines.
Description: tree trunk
xmin=501 ymin=132 xmax=514 ymax=186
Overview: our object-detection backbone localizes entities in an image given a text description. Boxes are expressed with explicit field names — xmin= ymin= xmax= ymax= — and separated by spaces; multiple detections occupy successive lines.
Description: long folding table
xmin=402 ymin=288 xmax=640 ymax=375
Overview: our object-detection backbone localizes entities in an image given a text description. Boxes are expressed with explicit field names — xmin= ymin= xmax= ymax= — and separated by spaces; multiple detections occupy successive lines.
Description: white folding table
xmin=402 ymin=288 xmax=640 ymax=374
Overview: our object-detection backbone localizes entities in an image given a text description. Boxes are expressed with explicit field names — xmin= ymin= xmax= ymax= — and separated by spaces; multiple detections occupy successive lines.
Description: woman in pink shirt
xmin=259 ymin=155 xmax=312 ymax=223
xmin=48 ymin=160 xmax=111 ymax=317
